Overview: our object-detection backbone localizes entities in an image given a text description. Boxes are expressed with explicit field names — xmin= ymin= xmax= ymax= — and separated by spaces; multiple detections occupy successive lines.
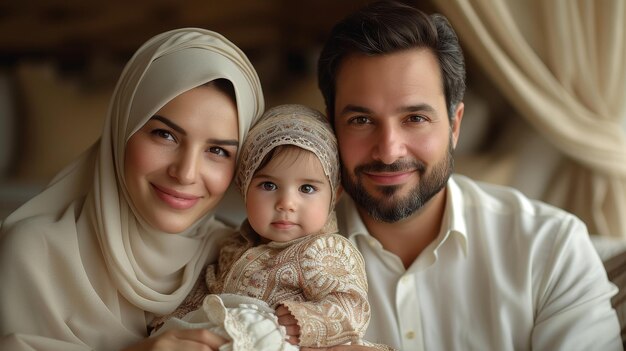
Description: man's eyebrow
xmin=339 ymin=103 xmax=437 ymax=116
xmin=338 ymin=104 xmax=372 ymax=116
xmin=151 ymin=115 xmax=185 ymax=135
xmin=398 ymin=103 xmax=437 ymax=114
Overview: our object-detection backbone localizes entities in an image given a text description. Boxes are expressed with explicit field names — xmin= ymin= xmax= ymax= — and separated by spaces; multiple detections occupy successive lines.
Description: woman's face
xmin=124 ymin=84 xmax=239 ymax=233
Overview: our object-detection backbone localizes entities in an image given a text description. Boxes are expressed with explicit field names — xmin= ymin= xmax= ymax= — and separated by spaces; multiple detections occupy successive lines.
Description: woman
xmin=0 ymin=28 xmax=264 ymax=350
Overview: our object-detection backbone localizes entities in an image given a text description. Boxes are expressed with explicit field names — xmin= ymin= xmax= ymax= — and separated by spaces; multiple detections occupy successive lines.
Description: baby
xmin=152 ymin=104 xmax=373 ymax=350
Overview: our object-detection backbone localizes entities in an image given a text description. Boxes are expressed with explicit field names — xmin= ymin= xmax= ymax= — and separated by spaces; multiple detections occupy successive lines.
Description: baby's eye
xmin=300 ymin=184 xmax=317 ymax=194
xmin=261 ymin=182 xmax=277 ymax=191
xmin=208 ymin=146 xmax=230 ymax=158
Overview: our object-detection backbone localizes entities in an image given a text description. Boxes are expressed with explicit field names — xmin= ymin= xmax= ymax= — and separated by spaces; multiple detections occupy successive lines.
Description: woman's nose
xmin=168 ymin=151 xmax=198 ymax=185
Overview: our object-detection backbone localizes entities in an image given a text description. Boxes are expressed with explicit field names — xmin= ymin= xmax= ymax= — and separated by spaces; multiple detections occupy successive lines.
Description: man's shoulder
xmin=451 ymin=174 xmax=588 ymax=248
xmin=451 ymin=174 xmax=576 ymax=221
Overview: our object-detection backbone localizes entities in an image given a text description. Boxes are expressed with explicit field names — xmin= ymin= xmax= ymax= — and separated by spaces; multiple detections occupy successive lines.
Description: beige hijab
xmin=0 ymin=28 xmax=264 ymax=350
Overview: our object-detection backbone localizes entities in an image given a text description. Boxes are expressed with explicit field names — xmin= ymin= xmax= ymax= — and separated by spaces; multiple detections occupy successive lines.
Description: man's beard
xmin=341 ymin=135 xmax=454 ymax=223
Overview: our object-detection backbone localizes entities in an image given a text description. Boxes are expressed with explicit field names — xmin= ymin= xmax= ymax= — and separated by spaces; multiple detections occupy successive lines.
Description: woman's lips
xmin=152 ymin=184 xmax=200 ymax=210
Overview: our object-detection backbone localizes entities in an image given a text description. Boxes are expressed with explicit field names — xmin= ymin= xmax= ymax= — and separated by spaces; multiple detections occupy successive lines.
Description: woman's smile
xmin=152 ymin=183 xmax=201 ymax=210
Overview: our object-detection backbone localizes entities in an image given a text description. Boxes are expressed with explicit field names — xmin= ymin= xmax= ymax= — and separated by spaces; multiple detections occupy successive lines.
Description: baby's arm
xmin=281 ymin=234 xmax=370 ymax=347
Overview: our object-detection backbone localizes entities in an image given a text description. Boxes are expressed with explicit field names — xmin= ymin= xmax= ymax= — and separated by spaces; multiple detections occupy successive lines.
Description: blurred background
xmin=1 ymin=0 xmax=625 ymax=240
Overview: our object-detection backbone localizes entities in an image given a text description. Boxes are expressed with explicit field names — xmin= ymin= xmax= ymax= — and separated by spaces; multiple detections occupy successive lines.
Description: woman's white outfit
xmin=0 ymin=28 xmax=264 ymax=350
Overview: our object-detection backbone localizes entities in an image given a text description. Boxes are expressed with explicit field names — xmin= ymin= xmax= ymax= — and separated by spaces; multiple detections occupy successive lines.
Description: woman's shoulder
xmin=2 ymin=214 xmax=55 ymax=247
xmin=1 ymin=208 xmax=78 ymax=259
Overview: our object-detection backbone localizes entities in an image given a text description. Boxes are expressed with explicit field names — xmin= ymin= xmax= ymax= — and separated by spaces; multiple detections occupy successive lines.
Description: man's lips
xmin=271 ymin=220 xmax=297 ymax=229
xmin=152 ymin=184 xmax=201 ymax=210
xmin=363 ymin=170 xmax=415 ymax=185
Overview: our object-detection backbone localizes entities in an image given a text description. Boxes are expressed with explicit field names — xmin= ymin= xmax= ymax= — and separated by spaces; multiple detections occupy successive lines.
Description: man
xmin=314 ymin=1 xmax=622 ymax=350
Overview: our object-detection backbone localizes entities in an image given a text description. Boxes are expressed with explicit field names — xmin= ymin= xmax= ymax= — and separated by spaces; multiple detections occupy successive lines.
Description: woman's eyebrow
xmin=151 ymin=115 xmax=185 ymax=135
xmin=151 ymin=115 xmax=238 ymax=146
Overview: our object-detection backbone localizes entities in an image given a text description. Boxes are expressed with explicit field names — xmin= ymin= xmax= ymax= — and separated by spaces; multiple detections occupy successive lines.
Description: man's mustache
xmin=354 ymin=160 xmax=425 ymax=174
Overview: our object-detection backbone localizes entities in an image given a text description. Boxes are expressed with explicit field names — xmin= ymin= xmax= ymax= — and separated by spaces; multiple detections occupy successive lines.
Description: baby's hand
xmin=276 ymin=304 xmax=300 ymax=345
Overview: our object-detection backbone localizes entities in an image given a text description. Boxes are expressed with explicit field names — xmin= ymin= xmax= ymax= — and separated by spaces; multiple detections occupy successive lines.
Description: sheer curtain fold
xmin=434 ymin=0 xmax=626 ymax=237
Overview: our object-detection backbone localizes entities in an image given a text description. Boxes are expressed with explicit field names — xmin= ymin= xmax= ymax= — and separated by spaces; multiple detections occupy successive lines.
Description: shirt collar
xmin=339 ymin=175 xmax=469 ymax=257
xmin=439 ymin=175 xmax=468 ymax=256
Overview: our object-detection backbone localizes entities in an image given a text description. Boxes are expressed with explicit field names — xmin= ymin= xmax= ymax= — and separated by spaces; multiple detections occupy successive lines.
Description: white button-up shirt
xmin=336 ymin=174 xmax=622 ymax=350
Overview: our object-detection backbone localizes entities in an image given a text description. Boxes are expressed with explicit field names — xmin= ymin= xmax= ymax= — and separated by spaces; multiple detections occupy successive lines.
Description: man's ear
xmin=451 ymin=102 xmax=464 ymax=149
xmin=334 ymin=185 xmax=344 ymax=205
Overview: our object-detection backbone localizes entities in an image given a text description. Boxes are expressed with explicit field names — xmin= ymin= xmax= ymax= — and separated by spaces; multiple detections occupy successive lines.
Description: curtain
xmin=432 ymin=0 xmax=626 ymax=238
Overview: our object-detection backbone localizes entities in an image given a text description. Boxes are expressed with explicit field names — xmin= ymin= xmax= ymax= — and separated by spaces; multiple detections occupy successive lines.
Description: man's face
xmin=333 ymin=49 xmax=463 ymax=223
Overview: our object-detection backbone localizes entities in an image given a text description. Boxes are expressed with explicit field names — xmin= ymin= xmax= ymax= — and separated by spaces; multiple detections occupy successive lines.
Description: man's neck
xmin=358 ymin=189 xmax=447 ymax=269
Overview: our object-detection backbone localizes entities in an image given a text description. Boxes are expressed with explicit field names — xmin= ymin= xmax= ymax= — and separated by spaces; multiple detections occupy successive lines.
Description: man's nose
xmin=373 ymin=124 xmax=407 ymax=164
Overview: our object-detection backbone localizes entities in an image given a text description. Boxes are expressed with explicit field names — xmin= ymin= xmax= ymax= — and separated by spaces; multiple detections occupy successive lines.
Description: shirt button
xmin=400 ymin=275 xmax=410 ymax=284
xmin=405 ymin=331 xmax=415 ymax=339
xmin=368 ymin=238 xmax=377 ymax=247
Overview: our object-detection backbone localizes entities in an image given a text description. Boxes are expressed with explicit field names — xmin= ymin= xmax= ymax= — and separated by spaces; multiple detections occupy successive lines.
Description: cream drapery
xmin=433 ymin=0 xmax=626 ymax=238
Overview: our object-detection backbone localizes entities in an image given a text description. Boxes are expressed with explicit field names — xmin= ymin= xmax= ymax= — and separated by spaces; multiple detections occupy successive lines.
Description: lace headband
xmin=236 ymin=104 xmax=340 ymax=207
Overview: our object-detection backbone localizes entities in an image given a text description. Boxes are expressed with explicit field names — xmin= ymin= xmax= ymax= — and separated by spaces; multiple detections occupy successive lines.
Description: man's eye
xmin=300 ymin=184 xmax=317 ymax=194
xmin=261 ymin=182 xmax=277 ymax=191
xmin=407 ymin=115 xmax=426 ymax=123
xmin=348 ymin=116 xmax=370 ymax=125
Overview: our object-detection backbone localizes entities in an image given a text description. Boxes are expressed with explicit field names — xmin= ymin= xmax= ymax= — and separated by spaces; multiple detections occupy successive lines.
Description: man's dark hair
xmin=317 ymin=0 xmax=466 ymax=122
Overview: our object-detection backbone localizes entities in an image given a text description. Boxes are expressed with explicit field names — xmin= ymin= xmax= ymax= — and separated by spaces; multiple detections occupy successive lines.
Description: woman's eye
xmin=300 ymin=184 xmax=317 ymax=194
xmin=152 ymin=129 xmax=175 ymax=141
xmin=261 ymin=182 xmax=277 ymax=191
xmin=208 ymin=147 xmax=230 ymax=158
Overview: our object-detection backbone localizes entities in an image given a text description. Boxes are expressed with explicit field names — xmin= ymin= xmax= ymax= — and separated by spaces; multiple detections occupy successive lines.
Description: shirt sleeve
xmin=281 ymin=234 xmax=370 ymax=347
xmin=531 ymin=214 xmax=623 ymax=350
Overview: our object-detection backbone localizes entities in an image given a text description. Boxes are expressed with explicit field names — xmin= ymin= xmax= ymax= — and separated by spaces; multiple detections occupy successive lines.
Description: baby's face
xmin=246 ymin=148 xmax=332 ymax=242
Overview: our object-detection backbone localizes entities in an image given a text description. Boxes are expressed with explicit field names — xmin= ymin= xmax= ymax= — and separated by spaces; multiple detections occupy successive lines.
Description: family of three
xmin=0 ymin=1 xmax=622 ymax=350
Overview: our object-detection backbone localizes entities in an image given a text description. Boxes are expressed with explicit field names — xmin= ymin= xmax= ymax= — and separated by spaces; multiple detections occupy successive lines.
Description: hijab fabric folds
xmin=0 ymin=28 xmax=264 ymax=350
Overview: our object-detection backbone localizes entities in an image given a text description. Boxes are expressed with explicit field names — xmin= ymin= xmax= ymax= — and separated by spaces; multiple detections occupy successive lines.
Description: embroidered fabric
xmin=150 ymin=226 xmax=397 ymax=350
xmin=206 ymin=225 xmax=370 ymax=347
